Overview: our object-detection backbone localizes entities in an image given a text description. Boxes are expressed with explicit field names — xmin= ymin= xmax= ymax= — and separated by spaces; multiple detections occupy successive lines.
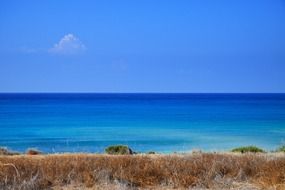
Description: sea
xmin=0 ymin=93 xmax=284 ymax=153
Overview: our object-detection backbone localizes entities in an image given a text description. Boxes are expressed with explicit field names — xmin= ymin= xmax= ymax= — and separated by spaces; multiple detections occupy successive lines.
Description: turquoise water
xmin=0 ymin=93 xmax=285 ymax=153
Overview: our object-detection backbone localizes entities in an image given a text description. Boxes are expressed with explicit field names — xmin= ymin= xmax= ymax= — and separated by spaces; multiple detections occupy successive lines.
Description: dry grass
xmin=0 ymin=153 xmax=285 ymax=190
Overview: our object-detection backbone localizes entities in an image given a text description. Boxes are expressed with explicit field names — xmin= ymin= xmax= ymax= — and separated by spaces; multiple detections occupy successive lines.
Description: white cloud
xmin=49 ymin=34 xmax=86 ymax=55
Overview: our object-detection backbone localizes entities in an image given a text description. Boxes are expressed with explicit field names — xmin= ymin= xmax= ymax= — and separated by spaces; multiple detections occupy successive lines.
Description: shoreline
xmin=1 ymin=144 xmax=285 ymax=155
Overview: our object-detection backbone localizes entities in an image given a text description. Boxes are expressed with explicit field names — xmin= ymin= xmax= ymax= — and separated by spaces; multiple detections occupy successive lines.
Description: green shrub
xmin=231 ymin=146 xmax=264 ymax=153
xmin=105 ymin=145 xmax=133 ymax=155
xmin=147 ymin=151 xmax=156 ymax=154
xmin=276 ymin=145 xmax=285 ymax=152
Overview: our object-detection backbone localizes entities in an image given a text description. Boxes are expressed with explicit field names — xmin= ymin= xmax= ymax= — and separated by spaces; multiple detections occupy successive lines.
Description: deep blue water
xmin=0 ymin=93 xmax=285 ymax=153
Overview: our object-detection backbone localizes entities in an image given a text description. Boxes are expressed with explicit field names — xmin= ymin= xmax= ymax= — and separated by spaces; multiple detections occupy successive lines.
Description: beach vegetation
xmin=231 ymin=146 xmax=264 ymax=153
xmin=192 ymin=149 xmax=203 ymax=154
xmin=26 ymin=148 xmax=42 ymax=155
xmin=105 ymin=145 xmax=133 ymax=155
xmin=277 ymin=145 xmax=285 ymax=152
xmin=0 ymin=153 xmax=284 ymax=189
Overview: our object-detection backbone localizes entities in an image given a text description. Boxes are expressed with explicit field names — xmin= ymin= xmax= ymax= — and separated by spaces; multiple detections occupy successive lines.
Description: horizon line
xmin=0 ymin=92 xmax=285 ymax=94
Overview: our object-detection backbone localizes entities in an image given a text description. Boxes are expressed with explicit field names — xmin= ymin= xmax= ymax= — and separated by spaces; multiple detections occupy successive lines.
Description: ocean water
xmin=0 ymin=93 xmax=284 ymax=153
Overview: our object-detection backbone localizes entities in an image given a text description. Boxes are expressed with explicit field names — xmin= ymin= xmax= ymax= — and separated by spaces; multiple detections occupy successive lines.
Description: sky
xmin=0 ymin=0 xmax=285 ymax=93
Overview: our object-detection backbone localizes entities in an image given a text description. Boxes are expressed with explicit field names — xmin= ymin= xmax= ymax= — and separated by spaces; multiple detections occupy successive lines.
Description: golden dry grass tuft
xmin=0 ymin=153 xmax=284 ymax=189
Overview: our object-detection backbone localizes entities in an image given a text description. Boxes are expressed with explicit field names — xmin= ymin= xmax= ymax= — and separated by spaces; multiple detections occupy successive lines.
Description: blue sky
xmin=0 ymin=0 xmax=285 ymax=93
